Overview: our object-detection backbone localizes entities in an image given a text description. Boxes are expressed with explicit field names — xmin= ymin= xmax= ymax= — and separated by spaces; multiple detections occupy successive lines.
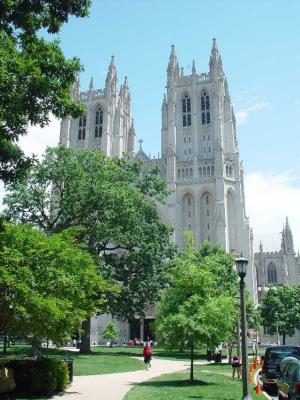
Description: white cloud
xmin=236 ymin=102 xmax=271 ymax=125
xmin=19 ymin=116 xmax=60 ymax=160
xmin=0 ymin=116 xmax=60 ymax=211
xmin=245 ymin=170 xmax=300 ymax=251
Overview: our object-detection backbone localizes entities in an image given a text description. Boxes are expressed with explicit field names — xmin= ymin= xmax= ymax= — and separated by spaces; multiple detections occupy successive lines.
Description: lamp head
xmin=235 ymin=254 xmax=248 ymax=278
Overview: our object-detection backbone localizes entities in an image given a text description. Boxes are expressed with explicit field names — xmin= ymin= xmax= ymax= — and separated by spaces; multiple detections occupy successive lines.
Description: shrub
xmin=4 ymin=357 xmax=69 ymax=396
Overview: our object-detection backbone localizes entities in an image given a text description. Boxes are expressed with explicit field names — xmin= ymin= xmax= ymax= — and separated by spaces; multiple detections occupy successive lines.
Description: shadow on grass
xmin=131 ymin=379 xmax=216 ymax=388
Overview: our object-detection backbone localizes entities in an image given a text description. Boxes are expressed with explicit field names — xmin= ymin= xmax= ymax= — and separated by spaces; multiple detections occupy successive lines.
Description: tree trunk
xmin=3 ymin=334 xmax=7 ymax=354
xmin=80 ymin=318 xmax=91 ymax=354
xmin=283 ymin=333 xmax=286 ymax=345
xmin=228 ymin=344 xmax=233 ymax=364
xmin=190 ymin=343 xmax=194 ymax=381
xmin=28 ymin=339 xmax=43 ymax=358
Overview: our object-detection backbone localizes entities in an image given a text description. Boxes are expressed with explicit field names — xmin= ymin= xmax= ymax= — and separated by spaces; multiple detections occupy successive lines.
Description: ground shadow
xmin=131 ymin=379 xmax=216 ymax=388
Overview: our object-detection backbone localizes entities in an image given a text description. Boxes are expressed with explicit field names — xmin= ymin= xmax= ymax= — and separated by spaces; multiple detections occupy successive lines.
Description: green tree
xmin=155 ymin=234 xmax=237 ymax=381
xmin=102 ymin=322 xmax=120 ymax=347
xmin=3 ymin=147 xmax=175 ymax=350
xmin=0 ymin=222 xmax=115 ymax=352
xmin=259 ymin=285 xmax=300 ymax=344
xmin=0 ymin=0 xmax=90 ymax=182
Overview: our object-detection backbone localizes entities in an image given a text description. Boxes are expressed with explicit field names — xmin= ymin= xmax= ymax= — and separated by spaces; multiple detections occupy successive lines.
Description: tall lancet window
xmin=182 ymin=94 xmax=191 ymax=127
xmin=201 ymin=91 xmax=210 ymax=125
xmin=78 ymin=115 xmax=86 ymax=140
xmin=267 ymin=263 xmax=277 ymax=284
xmin=95 ymin=106 xmax=103 ymax=138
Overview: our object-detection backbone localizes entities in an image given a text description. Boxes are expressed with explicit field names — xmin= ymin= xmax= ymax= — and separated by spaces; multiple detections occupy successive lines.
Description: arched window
xmin=182 ymin=94 xmax=191 ymax=127
xmin=95 ymin=106 xmax=103 ymax=138
xmin=201 ymin=91 xmax=210 ymax=125
xmin=78 ymin=115 xmax=86 ymax=140
xmin=267 ymin=263 xmax=277 ymax=283
xmin=207 ymin=166 xmax=210 ymax=176
xmin=199 ymin=167 xmax=202 ymax=176
xmin=178 ymin=169 xmax=181 ymax=179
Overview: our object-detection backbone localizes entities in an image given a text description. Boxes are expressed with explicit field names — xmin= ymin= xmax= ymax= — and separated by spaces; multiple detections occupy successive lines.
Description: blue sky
xmin=5 ymin=0 xmax=300 ymax=248
xmin=56 ymin=0 xmax=300 ymax=177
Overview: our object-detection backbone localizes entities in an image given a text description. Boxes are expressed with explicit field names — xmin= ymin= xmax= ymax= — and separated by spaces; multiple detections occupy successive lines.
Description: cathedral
xmin=59 ymin=40 xmax=299 ymax=344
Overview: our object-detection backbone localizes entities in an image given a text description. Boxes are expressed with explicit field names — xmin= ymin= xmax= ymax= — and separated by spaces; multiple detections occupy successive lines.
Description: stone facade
xmin=59 ymin=40 xmax=257 ymax=342
xmin=254 ymin=218 xmax=300 ymax=344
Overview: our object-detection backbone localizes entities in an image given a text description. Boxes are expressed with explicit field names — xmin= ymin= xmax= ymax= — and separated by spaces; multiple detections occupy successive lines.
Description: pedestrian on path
xmin=231 ymin=356 xmax=241 ymax=380
xmin=143 ymin=342 xmax=152 ymax=370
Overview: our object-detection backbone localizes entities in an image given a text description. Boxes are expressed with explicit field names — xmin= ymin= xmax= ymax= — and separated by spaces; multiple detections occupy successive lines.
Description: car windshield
xmin=267 ymin=347 xmax=300 ymax=362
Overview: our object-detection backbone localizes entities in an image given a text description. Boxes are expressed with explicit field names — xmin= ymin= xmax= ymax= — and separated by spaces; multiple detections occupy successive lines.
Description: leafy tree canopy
xmin=102 ymin=322 xmax=120 ymax=342
xmin=155 ymin=233 xmax=237 ymax=380
xmin=0 ymin=0 xmax=90 ymax=182
xmin=3 ymin=146 xmax=175 ymax=320
xmin=259 ymin=284 xmax=300 ymax=344
xmin=0 ymin=222 xmax=115 ymax=345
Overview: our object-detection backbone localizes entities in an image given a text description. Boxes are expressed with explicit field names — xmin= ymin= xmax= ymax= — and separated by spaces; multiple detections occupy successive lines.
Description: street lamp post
xmin=236 ymin=255 xmax=252 ymax=400
xmin=275 ymin=311 xmax=279 ymax=345
xmin=235 ymin=296 xmax=242 ymax=360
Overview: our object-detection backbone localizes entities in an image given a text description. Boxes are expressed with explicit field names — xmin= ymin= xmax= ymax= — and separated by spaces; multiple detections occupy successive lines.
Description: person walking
xmin=143 ymin=342 xmax=152 ymax=370
xmin=231 ymin=356 xmax=241 ymax=379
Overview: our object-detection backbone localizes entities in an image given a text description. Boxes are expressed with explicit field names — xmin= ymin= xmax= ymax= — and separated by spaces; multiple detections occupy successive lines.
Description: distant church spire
xmin=282 ymin=216 xmax=295 ymax=254
xmin=89 ymin=76 xmax=94 ymax=91
xmin=167 ymin=45 xmax=180 ymax=80
xmin=192 ymin=60 xmax=196 ymax=75
xmin=106 ymin=55 xmax=118 ymax=92
xmin=209 ymin=38 xmax=224 ymax=80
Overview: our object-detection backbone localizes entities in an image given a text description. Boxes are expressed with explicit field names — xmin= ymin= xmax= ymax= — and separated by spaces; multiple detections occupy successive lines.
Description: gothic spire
xmin=162 ymin=93 xmax=167 ymax=108
xmin=282 ymin=216 xmax=295 ymax=253
xmin=192 ymin=60 xmax=196 ymax=75
xmin=89 ymin=76 xmax=94 ymax=91
xmin=167 ymin=45 xmax=180 ymax=80
xmin=209 ymin=38 xmax=224 ymax=80
xmin=106 ymin=55 xmax=118 ymax=91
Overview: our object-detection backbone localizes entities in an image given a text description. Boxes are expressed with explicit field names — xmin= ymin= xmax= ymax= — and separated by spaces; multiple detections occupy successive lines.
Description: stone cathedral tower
xmin=59 ymin=56 xmax=135 ymax=157
xmin=137 ymin=39 xmax=257 ymax=299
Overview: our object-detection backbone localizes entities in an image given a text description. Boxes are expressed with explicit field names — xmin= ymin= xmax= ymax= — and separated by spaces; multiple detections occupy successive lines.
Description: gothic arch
xmin=199 ymin=191 xmax=214 ymax=243
xmin=226 ymin=189 xmax=237 ymax=252
xmin=94 ymin=105 xmax=104 ymax=138
xmin=267 ymin=262 xmax=277 ymax=284
xmin=182 ymin=193 xmax=196 ymax=242
xmin=182 ymin=92 xmax=191 ymax=127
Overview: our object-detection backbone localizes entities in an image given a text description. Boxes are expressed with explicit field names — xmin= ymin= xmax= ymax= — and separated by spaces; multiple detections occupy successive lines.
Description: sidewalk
xmin=52 ymin=357 xmax=199 ymax=400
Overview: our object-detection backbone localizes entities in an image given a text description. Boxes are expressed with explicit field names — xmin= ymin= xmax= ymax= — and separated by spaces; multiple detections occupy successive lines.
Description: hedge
xmin=3 ymin=357 xmax=69 ymax=396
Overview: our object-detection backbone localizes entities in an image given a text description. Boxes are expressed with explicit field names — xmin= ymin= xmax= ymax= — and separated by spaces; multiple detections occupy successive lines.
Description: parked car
xmin=277 ymin=359 xmax=300 ymax=399
xmin=261 ymin=346 xmax=300 ymax=391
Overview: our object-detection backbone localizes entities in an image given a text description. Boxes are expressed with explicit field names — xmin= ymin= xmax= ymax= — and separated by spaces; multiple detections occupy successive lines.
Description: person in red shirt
xmin=143 ymin=343 xmax=152 ymax=370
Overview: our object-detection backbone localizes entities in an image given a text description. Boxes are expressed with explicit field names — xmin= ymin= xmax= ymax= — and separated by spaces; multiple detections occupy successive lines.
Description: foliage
xmin=102 ymin=322 xmax=120 ymax=342
xmin=3 ymin=146 xmax=175 ymax=320
xmin=259 ymin=284 xmax=300 ymax=344
xmin=155 ymin=233 xmax=237 ymax=380
xmin=4 ymin=357 xmax=69 ymax=395
xmin=0 ymin=222 xmax=114 ymax=344
xmin=0 ymin=0 xmax=90 ymax=182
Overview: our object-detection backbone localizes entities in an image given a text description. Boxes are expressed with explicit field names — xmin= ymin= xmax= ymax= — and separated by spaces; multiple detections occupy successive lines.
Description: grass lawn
xmin=124 ymin=363 xmax=262 ymax=400
xmin=0 ymin=344 xmax=144 ymax=375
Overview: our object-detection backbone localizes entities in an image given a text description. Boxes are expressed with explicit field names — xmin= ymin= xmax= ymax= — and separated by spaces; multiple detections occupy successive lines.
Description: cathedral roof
xmin=253 ymin=232 xmax=282 ymax=254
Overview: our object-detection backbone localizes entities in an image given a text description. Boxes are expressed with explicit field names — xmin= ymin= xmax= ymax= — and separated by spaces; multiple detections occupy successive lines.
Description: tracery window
xmin=95 ymin=106 xmax=103 ymax=138
xmin=267 ymin=263 xmax=277 ymax=283
xmin=78 ymin=115 xmax=86 ymax=140
xmin=201 ymin=91 xmax=210 ymax=125
xmin=182 ymin=94 xmax=191 ymax=127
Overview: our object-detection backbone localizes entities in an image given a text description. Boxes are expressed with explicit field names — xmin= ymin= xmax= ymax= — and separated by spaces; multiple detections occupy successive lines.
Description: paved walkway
xmin=52 ymin=357 xmax=199 ymax=400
